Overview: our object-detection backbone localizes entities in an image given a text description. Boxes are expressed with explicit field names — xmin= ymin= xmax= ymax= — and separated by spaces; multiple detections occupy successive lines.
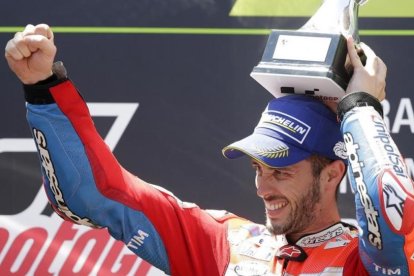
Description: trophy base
xmin=251 ymin=31 xmax=349 ymax=102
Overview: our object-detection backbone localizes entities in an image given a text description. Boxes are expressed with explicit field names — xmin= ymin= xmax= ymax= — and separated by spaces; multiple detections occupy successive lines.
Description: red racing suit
xmin=24 ymin=77 xmax=414 ymax=275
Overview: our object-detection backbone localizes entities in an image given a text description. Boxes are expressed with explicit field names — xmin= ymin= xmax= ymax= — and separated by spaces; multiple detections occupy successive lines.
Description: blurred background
xmin=1 ymin=0 xmax=413 ymax=274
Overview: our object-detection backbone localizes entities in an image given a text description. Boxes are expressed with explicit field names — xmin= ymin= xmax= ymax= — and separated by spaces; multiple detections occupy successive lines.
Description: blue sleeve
xmin=27 ymin=101 xmax=171 ymax=274
xmin=342 ymin=105 xmax=414 ymax=275
xmin=24 ymin=80 xmax=229 ymax=276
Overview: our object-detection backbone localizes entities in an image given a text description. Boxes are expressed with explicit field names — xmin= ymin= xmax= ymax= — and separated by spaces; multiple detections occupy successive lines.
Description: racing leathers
xmin=24 ymin=75 xmax=414 ymax=275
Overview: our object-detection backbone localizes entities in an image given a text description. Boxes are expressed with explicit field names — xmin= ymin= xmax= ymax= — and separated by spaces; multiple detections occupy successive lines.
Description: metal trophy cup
xmin=250 ymin=0 xmax=367 ymax=102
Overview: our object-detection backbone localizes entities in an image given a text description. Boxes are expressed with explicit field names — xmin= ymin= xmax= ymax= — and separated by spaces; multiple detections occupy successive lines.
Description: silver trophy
xmin=250 ymin=0 xmax=368 ymax=102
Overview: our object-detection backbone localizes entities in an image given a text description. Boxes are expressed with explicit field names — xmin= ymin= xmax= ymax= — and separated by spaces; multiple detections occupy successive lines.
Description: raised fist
xmin=5 ymin=24 xmax=57 ymax=84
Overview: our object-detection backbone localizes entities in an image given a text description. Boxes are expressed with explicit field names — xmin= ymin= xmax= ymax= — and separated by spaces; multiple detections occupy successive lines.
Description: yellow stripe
xmin=230 ymin=0 xmax=414 ymax=17
xmin=1 ymin=27 xmax=414 ymax=36
xmin=230 ymin=0 xmax=321 ymax=17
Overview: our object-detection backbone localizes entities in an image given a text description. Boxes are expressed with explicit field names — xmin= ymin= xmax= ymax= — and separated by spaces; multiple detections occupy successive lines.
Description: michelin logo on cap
xmin=258 ymin=111 xmax=311 ymax=144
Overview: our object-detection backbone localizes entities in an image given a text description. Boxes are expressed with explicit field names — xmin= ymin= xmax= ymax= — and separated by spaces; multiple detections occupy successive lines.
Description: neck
xmin=287 ymin=204 xmax=341 ymax=243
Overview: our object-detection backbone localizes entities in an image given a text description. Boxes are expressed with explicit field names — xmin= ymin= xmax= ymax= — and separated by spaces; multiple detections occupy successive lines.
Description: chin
xmin=266 ymin=217 xmax=287 ymax=236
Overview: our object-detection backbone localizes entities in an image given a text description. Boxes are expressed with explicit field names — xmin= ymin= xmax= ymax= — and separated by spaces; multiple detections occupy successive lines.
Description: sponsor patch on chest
xmin=232 ymin=261 xmax=269 ymax=276
xmin=237 ymin=241 xmax=274 ymax=262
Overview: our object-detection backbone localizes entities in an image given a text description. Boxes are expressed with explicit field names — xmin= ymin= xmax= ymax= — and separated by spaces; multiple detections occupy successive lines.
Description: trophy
xmin=250 ymin=0 xmax=368 ymax=102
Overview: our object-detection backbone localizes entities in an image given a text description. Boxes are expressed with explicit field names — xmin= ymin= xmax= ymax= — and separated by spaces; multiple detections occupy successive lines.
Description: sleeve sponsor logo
xmin=373 ymin=263 xmax=402 ymax=275
xmin=372 ymin=116 xmax=409 ymax=180
xmin=33 ymin=128 xmax=98 ymax=228
xmin=344 ymin=132 xmax=382 ymax=250
xmin=127 ymin=229 xmax=150 ymax=250
xmin=380 ymin=170 xmax=406 ymax=232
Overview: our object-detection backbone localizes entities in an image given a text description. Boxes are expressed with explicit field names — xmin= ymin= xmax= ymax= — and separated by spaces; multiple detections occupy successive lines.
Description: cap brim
xmin=222 ymin=133 xmax=311 ymax=168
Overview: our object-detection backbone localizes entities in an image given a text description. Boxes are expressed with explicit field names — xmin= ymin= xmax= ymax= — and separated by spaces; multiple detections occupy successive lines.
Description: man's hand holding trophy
xmin=251 ymin=0 xmax=368 ymax=102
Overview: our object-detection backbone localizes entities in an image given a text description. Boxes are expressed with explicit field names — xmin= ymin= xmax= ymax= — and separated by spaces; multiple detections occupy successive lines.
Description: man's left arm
xmin=340 ymin=37 xmax=414 ymax=275
xmin=341 ymin=101 xmax=414 ymax=275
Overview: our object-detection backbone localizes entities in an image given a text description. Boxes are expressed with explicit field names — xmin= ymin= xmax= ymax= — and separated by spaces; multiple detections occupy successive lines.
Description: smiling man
xmin=222 ymin=95 xmax=347 ymax=244
xmin=5 ymin=23 xmax=414 ymax=275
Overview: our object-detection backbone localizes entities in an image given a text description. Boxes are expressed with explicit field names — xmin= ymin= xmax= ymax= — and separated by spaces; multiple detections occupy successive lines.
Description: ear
xmin=320 ymin=160 xmax=346 ymax=189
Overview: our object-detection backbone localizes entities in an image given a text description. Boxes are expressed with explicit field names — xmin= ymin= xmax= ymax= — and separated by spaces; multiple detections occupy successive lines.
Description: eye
xmin=251 ymin=160 xmax=260 ymax=171
xmin=273 ymin=169 xmax=291 ymax=180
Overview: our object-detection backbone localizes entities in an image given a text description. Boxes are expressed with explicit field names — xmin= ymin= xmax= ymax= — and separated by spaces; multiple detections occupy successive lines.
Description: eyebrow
xmin=251 ymin=159 xmax=296 ymax=173
xmin=275 ymin=167 xmax=295 ymax=173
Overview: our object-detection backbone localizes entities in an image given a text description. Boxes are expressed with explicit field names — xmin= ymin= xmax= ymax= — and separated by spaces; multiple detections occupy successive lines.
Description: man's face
xmin=252 ymin=158 xmax=321 ymax=237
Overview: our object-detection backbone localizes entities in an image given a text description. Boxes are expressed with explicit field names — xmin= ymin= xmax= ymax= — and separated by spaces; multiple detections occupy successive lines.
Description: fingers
xmin=347 ymin=36 xmax=385 ymax=76
xmin=372 ymin=56 xmax=387 ymax=77
xmin=5 ymin=24 xmax=54 ymax=61
xmin=5 ymin=34 xmax=27 ymax=61
xmin=377 ymin=60 xmax=387 ymax=101
xmin=31 ymin=24 xmax=54 ymax=40
xmin=22 ymin=24 xmax=36 ymax=36
xmin=24 ymin=34 xmax=56 ymax=57
xmin=359 ymin=42 xmax=387 ymax=101
xmin=346 ymin=36 xmax=363 ymax=69
xmin=22 ymin=24 xmax=53 ymax=39
xmin=345 ymin=36 xmax=388 ymax=101
xmin=5 ymin=24 xmax=36 ymax=60
xmin=359 ymin=42 xmax=378 ymax=75
xmin=26 ymin=24 xmax=54 ymax=54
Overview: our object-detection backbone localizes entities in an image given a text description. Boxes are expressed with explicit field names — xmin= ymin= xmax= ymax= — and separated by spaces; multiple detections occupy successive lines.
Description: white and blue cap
xmin=222 ymin=95 xmax=347 ymax=167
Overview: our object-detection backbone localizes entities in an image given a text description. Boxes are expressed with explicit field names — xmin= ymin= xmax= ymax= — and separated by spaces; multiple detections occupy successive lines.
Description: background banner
xmin=1 ymin=0 xmax=413 ymax=275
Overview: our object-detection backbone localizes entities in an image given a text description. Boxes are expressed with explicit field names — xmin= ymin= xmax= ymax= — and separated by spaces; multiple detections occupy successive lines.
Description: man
xmin=5 ymin=24 xmax=414 ymax=275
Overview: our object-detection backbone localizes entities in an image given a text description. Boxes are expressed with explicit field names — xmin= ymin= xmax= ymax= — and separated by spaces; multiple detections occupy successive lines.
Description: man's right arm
xmin=6 ymin=24 xmax=230 ymax=275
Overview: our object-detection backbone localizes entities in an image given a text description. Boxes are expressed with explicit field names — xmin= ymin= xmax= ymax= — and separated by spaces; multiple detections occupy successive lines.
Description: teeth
xmin=265 ymin=201 xmax=287 ymax=211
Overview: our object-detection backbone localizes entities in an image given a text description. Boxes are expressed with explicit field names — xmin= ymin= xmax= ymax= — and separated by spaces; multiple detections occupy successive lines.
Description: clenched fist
xmin=5 ymin=24 xmax=57 ymax=84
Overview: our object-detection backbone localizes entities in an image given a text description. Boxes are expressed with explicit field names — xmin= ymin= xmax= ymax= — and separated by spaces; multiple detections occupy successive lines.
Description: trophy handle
xmin=300 ymin=0 xmax=368 ymax=43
